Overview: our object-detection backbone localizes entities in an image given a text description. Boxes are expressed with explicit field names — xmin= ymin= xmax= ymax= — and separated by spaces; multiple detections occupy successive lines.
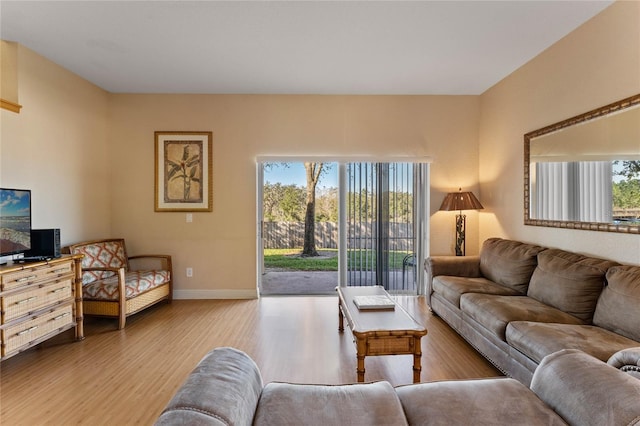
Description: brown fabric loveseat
xmin=155 ymin=346 xmax=640 ymax=426
xmin=426 ymin=237 xmax=640 ymax=385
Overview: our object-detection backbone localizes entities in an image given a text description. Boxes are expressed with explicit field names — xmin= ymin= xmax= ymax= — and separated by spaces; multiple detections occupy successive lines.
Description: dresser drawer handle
xmin=16 ymin=326 xmax=38 ymax=336
xmin=49 ymin=268 xmax=68 ymax=274
xmin=52 ymin=313 xmax=70 ymax=321
xmin=15 ymin=296 xmax=37 ymax=305
xmin=16 ymin=275 xmax=37 ymax=282
xmin=50 ymin=287 xmax=67 ymax=294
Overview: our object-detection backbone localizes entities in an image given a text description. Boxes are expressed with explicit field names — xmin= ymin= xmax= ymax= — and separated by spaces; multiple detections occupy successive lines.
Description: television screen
xmin=0 ymin=188 xmax=32 ymax=257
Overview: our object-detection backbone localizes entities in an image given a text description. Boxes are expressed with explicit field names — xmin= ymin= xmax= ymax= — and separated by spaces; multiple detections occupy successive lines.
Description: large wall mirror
xmin=524 ymin=94 xmax=640 ymax=234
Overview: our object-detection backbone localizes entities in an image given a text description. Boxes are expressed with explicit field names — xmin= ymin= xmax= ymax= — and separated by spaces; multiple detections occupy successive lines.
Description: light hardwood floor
xmin=1 ymin=295 xmax=500 ymax=425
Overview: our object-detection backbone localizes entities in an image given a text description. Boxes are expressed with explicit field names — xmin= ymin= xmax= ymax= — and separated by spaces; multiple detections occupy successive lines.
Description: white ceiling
xmin=0 ymin=1 xmax=614 ymax=95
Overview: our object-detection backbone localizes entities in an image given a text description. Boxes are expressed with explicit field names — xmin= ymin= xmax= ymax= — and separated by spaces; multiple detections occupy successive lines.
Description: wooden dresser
xmin=0 ymin=254 xmax=84 ymax=360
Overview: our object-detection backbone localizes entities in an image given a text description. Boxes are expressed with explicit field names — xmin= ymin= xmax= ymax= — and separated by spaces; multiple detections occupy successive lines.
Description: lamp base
xmin=455 ymin=214 xmax=466 ymax=256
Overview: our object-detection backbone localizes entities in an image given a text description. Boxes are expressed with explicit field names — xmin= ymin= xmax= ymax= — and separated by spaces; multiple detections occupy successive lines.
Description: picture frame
xmin=155 ymin=131 xmax=213 ymax=212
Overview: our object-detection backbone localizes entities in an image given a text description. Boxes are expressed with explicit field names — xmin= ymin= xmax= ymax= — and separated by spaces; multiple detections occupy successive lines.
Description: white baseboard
xmin=174 ymin=289 xmax=258 ymax=300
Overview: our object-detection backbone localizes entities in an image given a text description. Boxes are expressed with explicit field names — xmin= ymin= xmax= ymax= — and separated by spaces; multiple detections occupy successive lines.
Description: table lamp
xmin=439 ymin=188 xmax=484 ymax=256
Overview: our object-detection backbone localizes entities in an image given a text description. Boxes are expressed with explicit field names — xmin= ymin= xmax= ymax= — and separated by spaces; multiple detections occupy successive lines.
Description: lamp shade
xmin=439 ymin=189 xmax=484 ymax=211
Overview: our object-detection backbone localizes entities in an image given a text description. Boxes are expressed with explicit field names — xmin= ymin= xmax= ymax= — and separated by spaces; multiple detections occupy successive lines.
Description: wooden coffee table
xmin=337 ymin=285 xmax=428 ymax=383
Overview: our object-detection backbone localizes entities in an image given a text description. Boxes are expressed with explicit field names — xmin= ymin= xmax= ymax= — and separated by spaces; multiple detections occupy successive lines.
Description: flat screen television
xmin=0 ymin=188 xmax=32 ymax=258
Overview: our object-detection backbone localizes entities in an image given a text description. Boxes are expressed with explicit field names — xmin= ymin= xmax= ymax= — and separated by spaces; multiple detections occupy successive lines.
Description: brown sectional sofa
xmin=426 ymin=237 xmax=640 ymax=386
xmin=156 ymin=346 xmax=640 ymax=425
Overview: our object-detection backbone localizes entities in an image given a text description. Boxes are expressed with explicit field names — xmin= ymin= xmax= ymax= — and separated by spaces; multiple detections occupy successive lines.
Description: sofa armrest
xmin=608 ymin=347 xmax=640 ymax=379
xmin=424 ymin=256 xmax=481 ymax=306
xmin=156 ymin=347 xmax=263 ymax=426
xmin=531 ymin=349 xmax=640 ymax=426
xmin=426 ymin=255 xmax=481 ymax=278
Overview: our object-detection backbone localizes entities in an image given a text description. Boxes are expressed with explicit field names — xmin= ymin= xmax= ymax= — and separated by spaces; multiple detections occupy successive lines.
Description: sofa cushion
xmin=531 ymin=349 xmax=640 ymax=426
xmin=253 ymin=381 xmax=408 ymax=426
xmin=527 ymin=249 xmax=618 ymax=323
xmin=479 ymin=238 xmax=546 ymax=294
xmin=506 ymin=321 xmax=639 ymax=364
xmin=83 ymin=270 xmax=171 ymax=300
xmin=432 ymin=275 xmax=521 ymax=308
xmin=156 ymin=347 xmax=263 ymax=426
xmin=593 ymin=265 xmax=640 ymax=341
xmin=460 ymin=294 xmax=583 ymax=341
xmin=396 ymin=378 xmax=567 ymax=426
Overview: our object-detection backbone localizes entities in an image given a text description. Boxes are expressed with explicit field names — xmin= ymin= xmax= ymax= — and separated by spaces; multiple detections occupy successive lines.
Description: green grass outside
xmin=263 ymin=248 xmax=338 ymax=271
xmin=263 ymin=248 xmax=412 ymax=271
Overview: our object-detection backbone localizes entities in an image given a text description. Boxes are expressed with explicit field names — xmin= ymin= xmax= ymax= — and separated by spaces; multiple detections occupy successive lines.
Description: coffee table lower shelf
xmin=337 ymin=286 xmax=428 ymax=383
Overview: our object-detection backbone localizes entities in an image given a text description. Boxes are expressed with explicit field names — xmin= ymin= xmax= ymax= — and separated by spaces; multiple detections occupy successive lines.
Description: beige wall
xmin=0 ymin=45 xmax=111 ymax=246
xmin=3 ymin=0 xmax=637 ymax=298
xmin=109 ymin=95 xmax=480 ymax=297
xmin=478 ymin=1 xmax=640 ymax=265
xmin=2 ymin=45 xmax=480 ymax=298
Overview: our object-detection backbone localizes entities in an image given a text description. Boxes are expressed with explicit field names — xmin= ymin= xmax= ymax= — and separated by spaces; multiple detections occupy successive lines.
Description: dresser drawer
xmin=1 ymin=262 xmax=73 ymax=292
xmin=1 ymin=278 xmax=74 ymax=323
xmin=2 ymin=304 xmax=74 ymax=357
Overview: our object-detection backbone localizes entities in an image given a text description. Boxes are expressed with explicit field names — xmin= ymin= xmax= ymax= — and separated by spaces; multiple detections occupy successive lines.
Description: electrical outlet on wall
xmin=186 ymin=267 xmax=193 ymax=277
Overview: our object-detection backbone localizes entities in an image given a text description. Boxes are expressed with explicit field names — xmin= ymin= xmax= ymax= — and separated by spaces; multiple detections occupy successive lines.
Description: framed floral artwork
xmin=154 ymin=131 xmax=213 ymax=212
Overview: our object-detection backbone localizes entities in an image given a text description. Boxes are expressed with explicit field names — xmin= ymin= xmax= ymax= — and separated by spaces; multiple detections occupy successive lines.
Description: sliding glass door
xmin=257 ymin=158 xmax=430 ymax=296
xmin=343 ymin=162 xmax=429 ymax=294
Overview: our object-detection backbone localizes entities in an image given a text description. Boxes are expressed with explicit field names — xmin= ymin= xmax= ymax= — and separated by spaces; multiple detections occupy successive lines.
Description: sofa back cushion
xmin=593 ymin=265 xmax=640 ymax=342
xmin=254 ymin=381 xmax=408 ymax=426
xmin=527 ymin=249 xmax=619 ymax=323
xmin=479 ymin=238 xmax=546 ymax=294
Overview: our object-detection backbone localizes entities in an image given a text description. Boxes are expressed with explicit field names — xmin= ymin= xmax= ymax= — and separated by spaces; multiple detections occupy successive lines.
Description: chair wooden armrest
xmin=129 ymin=255 xmax=172 ymax=260
xmin=78 ymin=266 xmax=128 ymax=328
xmin=128 ymin=255 xmax=173 ymax=272
xmin=83 ymin=266 xmax=125 ymax=272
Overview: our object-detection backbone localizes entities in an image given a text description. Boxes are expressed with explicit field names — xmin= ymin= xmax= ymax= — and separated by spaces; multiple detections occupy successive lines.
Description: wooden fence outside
xmin=263 ymin=221 xmax=414 ymax=251
xmin=613 ymin=208 xmax=640 ymax=220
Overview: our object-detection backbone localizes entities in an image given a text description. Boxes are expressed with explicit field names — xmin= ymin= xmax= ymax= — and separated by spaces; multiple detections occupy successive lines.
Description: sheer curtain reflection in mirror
xmin=525 ymin=94 xmax=640 ymax=233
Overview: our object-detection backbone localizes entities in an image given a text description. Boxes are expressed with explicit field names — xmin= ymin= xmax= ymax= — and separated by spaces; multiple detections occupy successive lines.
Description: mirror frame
xmin=524 ymin=93 xmax=640 ymax=234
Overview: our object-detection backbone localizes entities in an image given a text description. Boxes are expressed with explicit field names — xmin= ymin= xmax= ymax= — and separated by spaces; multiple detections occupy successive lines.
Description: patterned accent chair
xmin=64 ymin=238 xmax=172 ymax=329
